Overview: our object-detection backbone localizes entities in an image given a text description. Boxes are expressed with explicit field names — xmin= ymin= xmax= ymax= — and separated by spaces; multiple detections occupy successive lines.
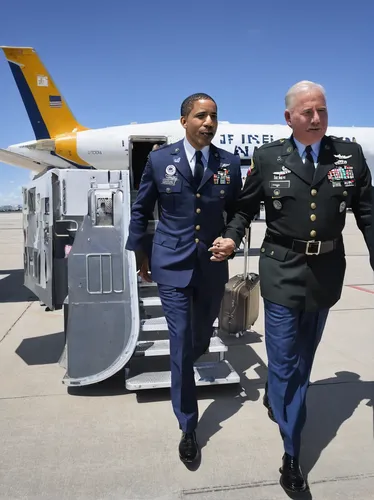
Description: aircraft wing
xmin=0 ymin=148 xmax=49 ymax=173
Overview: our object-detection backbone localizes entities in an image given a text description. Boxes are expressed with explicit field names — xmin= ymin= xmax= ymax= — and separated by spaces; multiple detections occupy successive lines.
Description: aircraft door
xmin=23 ymin=176 xmax=55 ymax=309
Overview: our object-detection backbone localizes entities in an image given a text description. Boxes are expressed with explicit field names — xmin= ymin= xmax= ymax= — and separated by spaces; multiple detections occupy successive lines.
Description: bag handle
xmin=243 ymin=225 xmax=251 ymax=278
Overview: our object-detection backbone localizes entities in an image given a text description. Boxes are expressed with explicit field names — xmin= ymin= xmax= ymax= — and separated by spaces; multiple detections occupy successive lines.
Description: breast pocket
xmin=264 ymin=181 xmax=296 ymax=213
xmin=329 ymin=185 xmax=353 ymax=212
xmin=158 ymin=180 xmax=183 ymax=212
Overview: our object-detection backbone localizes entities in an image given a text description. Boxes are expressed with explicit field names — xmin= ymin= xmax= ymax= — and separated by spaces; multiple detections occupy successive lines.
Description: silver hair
xmin=285 ymin=80 xmax=326 ymax=109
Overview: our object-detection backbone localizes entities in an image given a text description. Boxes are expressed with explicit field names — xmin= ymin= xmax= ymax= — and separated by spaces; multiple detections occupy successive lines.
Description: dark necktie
xmin=194 ymin=150 xmax=204 ymax=188
xmin=304 ymin=145 xmax=315 ymax=182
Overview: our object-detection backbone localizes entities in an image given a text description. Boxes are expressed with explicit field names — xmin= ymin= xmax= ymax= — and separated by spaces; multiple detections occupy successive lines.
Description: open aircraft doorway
xmin=129 ymin=136 xmax=168 ymax=191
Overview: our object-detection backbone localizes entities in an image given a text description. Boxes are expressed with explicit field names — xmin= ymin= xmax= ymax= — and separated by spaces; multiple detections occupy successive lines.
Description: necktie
xmin=194 ymin=150 xmax=204 ymax=188
xmin=304 ymin=145 xmax=315 ymax=182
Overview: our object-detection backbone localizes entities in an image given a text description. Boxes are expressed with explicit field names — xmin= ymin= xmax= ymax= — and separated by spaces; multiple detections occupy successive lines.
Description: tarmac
xmin=0 ymin=211 xmax=373 ymax=500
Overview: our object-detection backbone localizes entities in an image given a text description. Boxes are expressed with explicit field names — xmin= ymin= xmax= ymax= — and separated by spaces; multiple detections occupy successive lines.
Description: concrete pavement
xmin=0 ymin=212 xmax=373 ymax=499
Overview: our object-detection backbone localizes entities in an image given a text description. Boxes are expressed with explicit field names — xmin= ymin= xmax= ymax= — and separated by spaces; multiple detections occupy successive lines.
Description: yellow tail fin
xmin=1 ymin=46 xmax=87 ymax=139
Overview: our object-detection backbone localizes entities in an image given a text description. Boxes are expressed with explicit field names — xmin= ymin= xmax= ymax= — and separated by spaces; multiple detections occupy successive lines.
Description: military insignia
xmin=166 ymin=165 xmax=176 ymax=176
xmin=339 ymin=201 xmax=347 ymax=212
xmin=280 ymin=138 xmax=285 ymax=143
xmin=332 ymin=181 xmax=342 ymax=188
xmin=334 ymin=159 xmax=347 ymax=166
xmin=273 ymin=200 xmax=282 ymax=210
xmin=324 ymin=144 xmax=330 ymax=150
xmin=214 ymin=152 xmax=219 ymax=158
xmin=273 ymin=189 xmax=280 ymax=196
xmin=286 ymin=146 xmax=292 ymax=153
xmin=344 ymin=180 xmax=355 ymax=187
xmin=328 ymin=166 xmax=354 ymax=182
xmin=216 ymin=167 xmax=230 ymax=184
xmin=173 ymin=157 xmax=181 ymax=163
xmin=277 ymin=156 xmax=282 ymax=162
xmin=175 ymin=148 xmax=180 ymax=153
xmin=282 ymin=166 xmax=291 ymax=174
xmin=161 ymin=176 xmax=177 ymax=186
xmin=273 ymin=171 xmax=286 ymax=181
xmin=334 ymin=154 xmax=352 ymax=160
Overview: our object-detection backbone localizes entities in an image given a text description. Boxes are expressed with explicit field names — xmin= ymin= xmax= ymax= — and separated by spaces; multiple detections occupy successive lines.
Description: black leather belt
xmin=265 ymin=232 xmax=339 ymax=255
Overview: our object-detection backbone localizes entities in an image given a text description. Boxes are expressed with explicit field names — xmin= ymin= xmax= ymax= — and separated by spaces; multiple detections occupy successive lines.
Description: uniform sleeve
xmin=222 ymin=147 xmax=264 ymax=248
xmin=350 ymin=145 xmax=373 ymax=269
xmin=125 ymin=155 xmax=158 ymax=252
xmin=224 ymin=156 xmax=243 ymax=224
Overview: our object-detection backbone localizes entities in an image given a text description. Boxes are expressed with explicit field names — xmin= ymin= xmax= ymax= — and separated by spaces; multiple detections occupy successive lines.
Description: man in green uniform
xmin=210 ymin=80 xmax=373 ymax=494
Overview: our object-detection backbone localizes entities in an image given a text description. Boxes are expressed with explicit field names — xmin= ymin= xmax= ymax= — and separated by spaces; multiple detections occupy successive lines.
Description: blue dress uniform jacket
xmin=126 ymin=139 xmax=242 ymax=287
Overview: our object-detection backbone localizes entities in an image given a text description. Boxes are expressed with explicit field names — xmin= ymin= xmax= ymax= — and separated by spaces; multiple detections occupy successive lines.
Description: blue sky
xmin=0 ymin=0 xmax=373 ymax=205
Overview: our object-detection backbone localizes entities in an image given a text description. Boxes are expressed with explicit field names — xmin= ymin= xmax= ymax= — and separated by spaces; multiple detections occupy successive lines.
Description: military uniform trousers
xmin=264 ymin=299 xmax=329 ymax=456
xmin=158 ymin=259 xmax=225 ymax=433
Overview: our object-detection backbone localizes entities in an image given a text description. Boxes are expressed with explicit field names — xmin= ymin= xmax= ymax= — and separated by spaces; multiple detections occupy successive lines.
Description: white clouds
xmin=0 ymin=185 xmax=22 ymax=205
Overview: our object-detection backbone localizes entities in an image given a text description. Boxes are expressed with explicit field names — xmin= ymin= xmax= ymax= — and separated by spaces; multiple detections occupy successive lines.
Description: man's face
xmin=285 ymin=89 xmax=328 ymax=145
xmin=180 ymin=99 xmax=218 ymax=149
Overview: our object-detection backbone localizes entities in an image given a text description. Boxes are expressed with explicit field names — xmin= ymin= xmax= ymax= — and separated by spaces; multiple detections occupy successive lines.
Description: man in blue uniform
xmin=126 ymin=93 xmax=242 ymax=464
xmin=210 ymin=81 xmax=373 ymax=493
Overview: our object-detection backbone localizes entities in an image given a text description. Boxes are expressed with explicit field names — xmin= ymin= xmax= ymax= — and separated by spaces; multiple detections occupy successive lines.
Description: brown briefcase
xmin=218 ymin=226 xmax=260 ymax=337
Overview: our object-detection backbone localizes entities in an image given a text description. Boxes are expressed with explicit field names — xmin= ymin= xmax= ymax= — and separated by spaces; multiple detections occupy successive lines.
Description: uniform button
xmin=343 ymin=191 xmax=348 ymax=196
xmin=310 ymin=202 xmax=316 ymax=209
xmin=196 ymin=193 xmax=201 ymax=198
xmin=310 ymin=214 xmax=316 ymax=221
xmin=261 ymin=247 xmax=265 ymax=253
xmin=195 ymin=225 xmax=200 ymax=230
xmin=310 ymin=230 xmax=317 ymax=238
xmin=311 ymin=189 xmax=317 ymax=196
xmin=196 ymin=208 xmax=201 ymax=214
xmin=195 ymin=238 xmax=199 ymax=243
xmin=220 ymin=190 xmax=225 ymax=194
xmin=166 ymin=188 xmax=171 ymax=193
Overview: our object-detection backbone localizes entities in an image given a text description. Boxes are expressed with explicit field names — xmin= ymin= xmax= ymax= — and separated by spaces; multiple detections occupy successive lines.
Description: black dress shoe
xmin=263 ymin=390 xmax=276 ymax=423
xmin=179 ymin=431 xmax=199 ymax=463
xmin=279 ymin=453 xmax=309 ymax=493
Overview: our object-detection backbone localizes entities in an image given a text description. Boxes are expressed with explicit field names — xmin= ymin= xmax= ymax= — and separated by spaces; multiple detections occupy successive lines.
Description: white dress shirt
xmin=183 ymin=137 xmax=210 ymax=175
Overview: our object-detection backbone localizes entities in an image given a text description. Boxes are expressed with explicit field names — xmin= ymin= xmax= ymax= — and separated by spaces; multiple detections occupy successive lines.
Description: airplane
xmin=1 ymin=46 xmax=374 ymax=184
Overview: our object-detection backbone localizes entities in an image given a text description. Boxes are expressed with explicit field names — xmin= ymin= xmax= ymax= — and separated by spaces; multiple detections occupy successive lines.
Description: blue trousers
xmin=264 ymin=299 xmax=329 ymax=456
xmin=158 ymin=276 xmax=224 ymax=433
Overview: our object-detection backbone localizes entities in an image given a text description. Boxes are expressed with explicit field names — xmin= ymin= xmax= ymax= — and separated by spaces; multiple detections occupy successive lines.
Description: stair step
xmin=141 ymin=317 xmax=168 ymax=331
xmin=134 ymin=336 xmax=227 ymax=357
xmin=140 ymin=296 xmax=161 ymax=307
xmin=141 ymin=316 xmax=219 ymax=332
xmin=125 ymin=359 xmax=240 ymax=390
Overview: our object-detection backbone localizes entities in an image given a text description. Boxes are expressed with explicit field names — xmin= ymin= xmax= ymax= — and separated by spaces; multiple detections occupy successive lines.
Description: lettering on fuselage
xmin=87 ymin=150 xmax=103 ymax=154
xmin=219 ymin=133 xmax=357 ymax=157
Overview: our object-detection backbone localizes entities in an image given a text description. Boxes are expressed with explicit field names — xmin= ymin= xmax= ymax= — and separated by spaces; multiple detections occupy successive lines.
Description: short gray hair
xmin=285 ymin=80 xmax=326 ymax=109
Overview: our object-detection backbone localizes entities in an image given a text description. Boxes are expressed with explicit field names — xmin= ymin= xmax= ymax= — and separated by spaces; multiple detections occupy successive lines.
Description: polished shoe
xmin=279 ymin=453 xmax=309 ymax=494
xmin=179 ymin=431 xmax=199 ymax=463
xmin=263 ymin=390 xmax=276 ymax=423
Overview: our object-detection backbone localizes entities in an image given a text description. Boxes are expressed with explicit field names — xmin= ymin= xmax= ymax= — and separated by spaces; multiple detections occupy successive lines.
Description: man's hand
xmin=208 ymin=237 xmax=236 ymax=261
xmin=139 ymin=257 xmax=152 ymax=282
xmin=135 ymin=250 xmax=152 ymax=282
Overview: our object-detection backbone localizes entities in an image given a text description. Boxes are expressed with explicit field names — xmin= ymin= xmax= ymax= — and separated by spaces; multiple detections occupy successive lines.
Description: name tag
xmin=269 ymin=180 xmax=290 ymax=189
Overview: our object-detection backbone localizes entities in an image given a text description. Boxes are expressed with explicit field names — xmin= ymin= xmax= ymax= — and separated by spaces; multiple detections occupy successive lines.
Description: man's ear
xmin=180 ymin=116 xmax=187 ymax=130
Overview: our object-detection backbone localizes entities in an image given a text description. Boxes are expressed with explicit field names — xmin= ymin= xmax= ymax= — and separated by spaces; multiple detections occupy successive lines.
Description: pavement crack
xmin=181 ymin=472 xmax=374 ymax=496
xmin=0 ymin=393 xmax=67 ymax=401
xmin=0 ymin=301 xmax=33 ymax=343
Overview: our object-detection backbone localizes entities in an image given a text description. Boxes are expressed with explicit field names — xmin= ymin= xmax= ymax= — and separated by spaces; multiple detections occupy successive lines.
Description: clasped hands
xmin=208 ymin=237 xmax=236 ymax=261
